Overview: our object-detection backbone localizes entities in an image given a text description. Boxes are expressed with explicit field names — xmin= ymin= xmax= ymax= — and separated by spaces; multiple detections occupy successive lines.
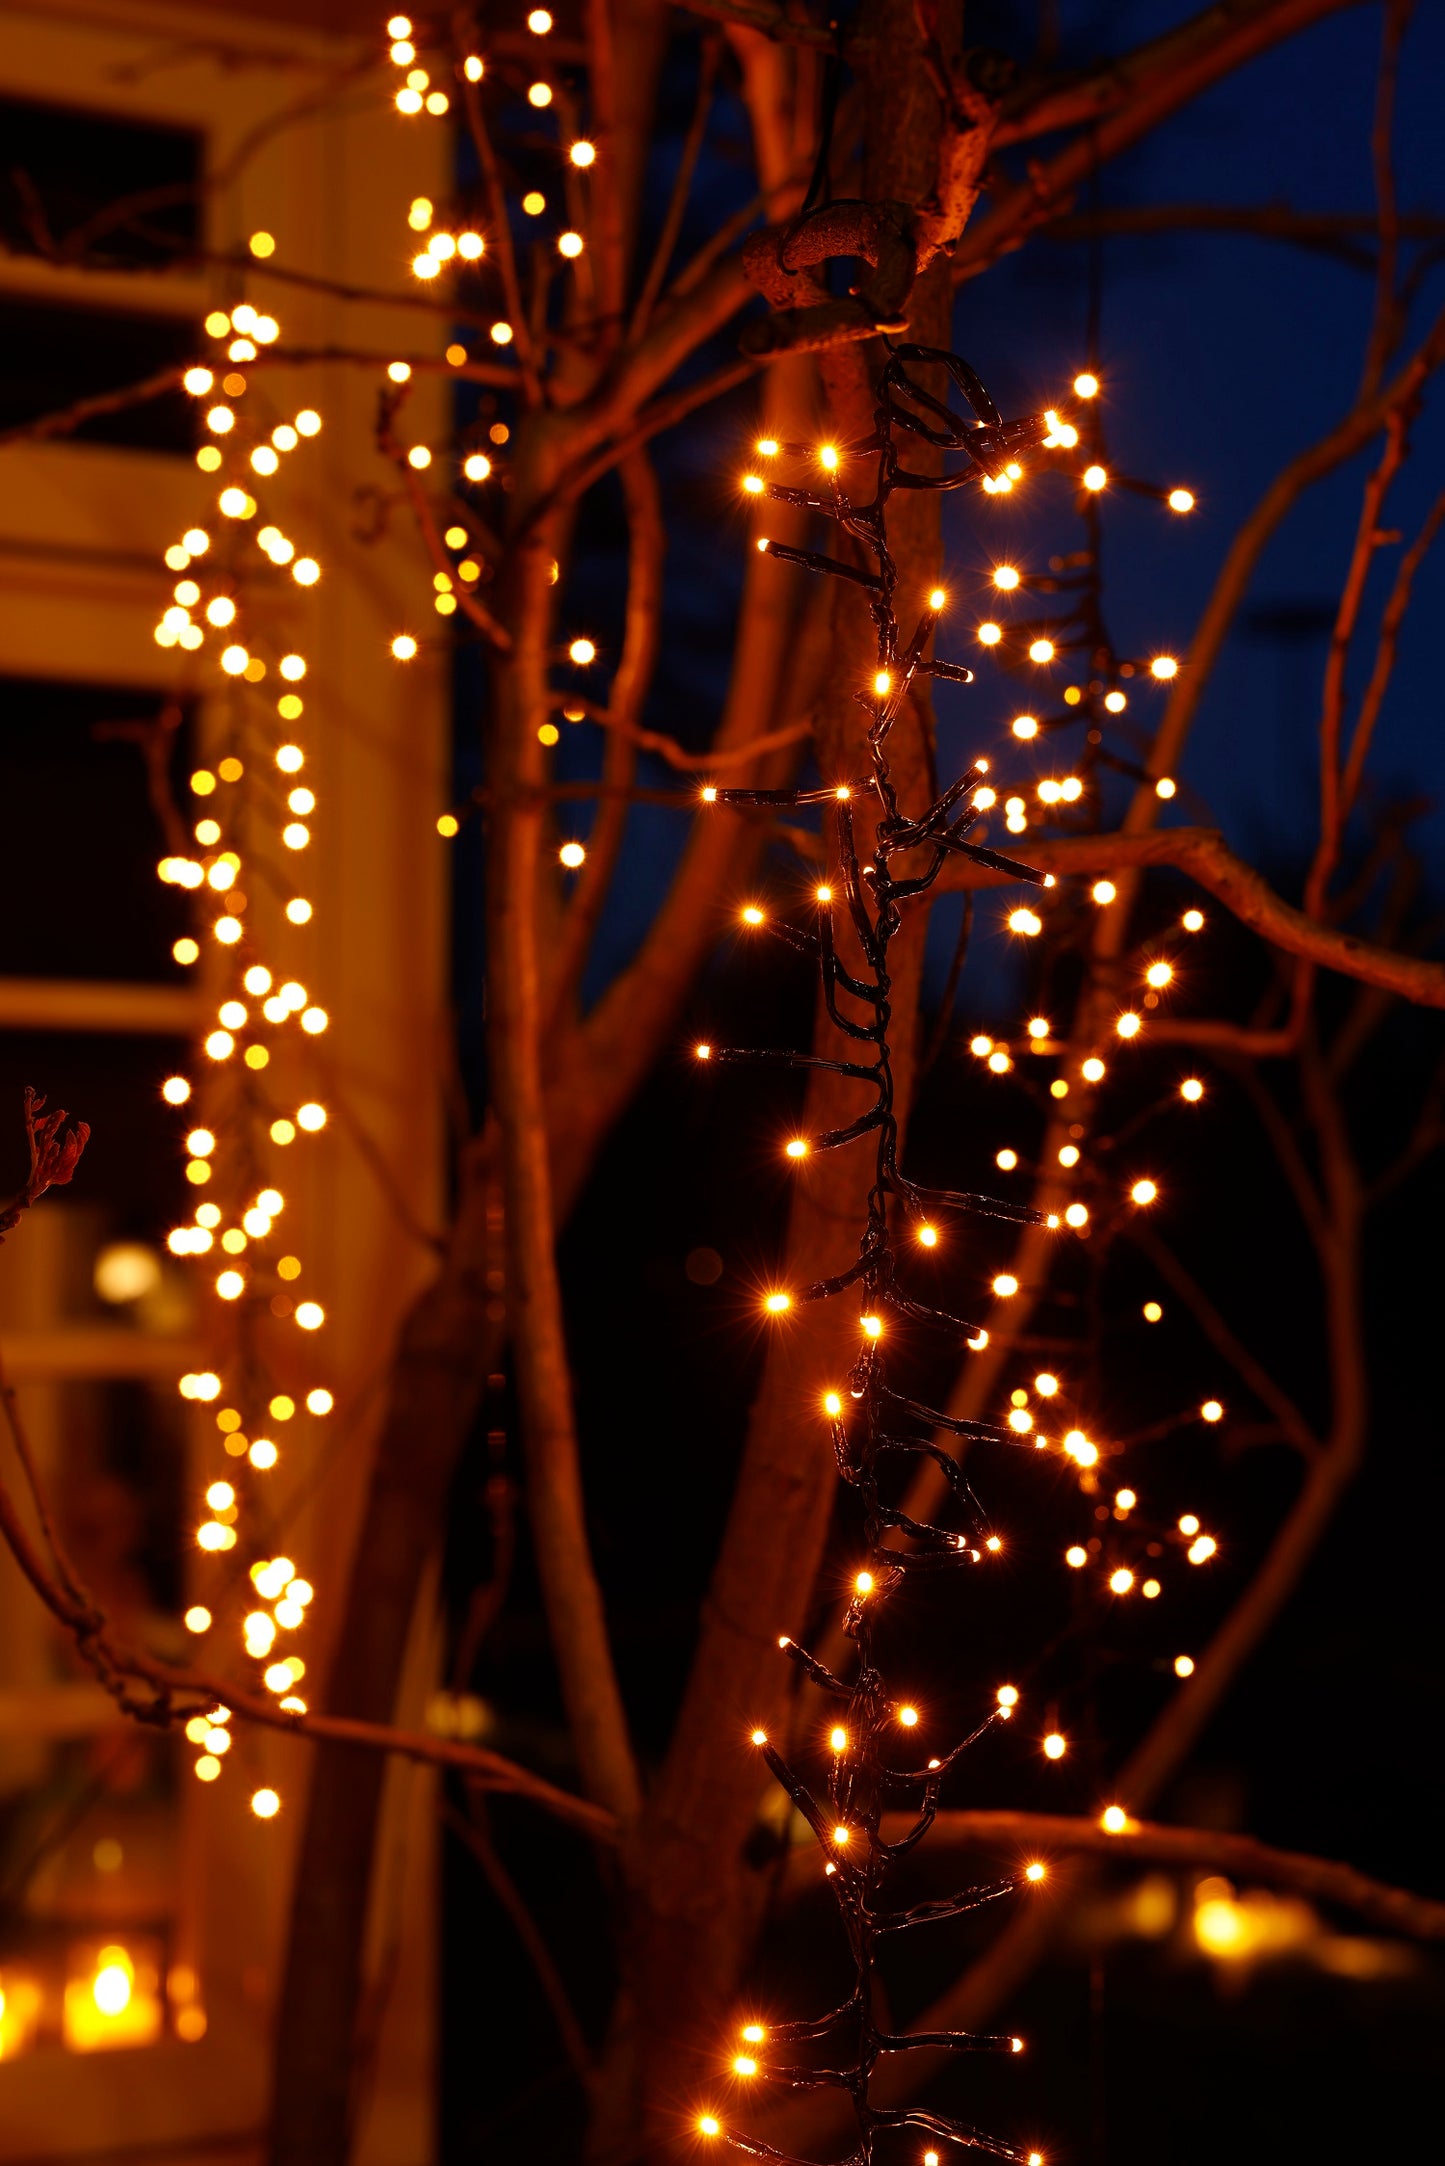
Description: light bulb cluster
xmin=387 ymin=14 xmax=457 ymax=117
xmin=963 ymin=907 xmax=1209 ymax=1096
xmin=905 ymin=365 xmax=1192 ymax=872
xmin=153 ymin=297 xmax=339 ymax=1804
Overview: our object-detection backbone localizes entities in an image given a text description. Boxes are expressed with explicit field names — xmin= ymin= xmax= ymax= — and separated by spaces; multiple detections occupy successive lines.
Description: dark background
xmin=2 ymin=3 xmax=1441 ymax=2158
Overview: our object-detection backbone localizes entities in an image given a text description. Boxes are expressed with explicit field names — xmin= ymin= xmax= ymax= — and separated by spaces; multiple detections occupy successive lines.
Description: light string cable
xmin=694 ymin=344 xmax=1061 ymax=2166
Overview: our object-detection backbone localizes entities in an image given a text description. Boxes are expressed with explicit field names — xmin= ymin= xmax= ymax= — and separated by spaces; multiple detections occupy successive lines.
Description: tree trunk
xmin=612 ymin=3 xmax=970 ymax=2150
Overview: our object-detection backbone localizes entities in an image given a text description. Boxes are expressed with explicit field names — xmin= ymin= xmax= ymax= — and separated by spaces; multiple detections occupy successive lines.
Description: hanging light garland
xmin=149 ymin=302 xmax=335 ymax=1812
xmin=688 ymin=343 xmax=1070 ymax=2166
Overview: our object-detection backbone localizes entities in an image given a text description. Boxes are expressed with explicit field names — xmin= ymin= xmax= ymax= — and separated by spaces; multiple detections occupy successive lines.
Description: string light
xmin=137 ymin=281 xmax=348 ymax=1813
xmin=695 ymin=346 xmax=1065 ymax=2163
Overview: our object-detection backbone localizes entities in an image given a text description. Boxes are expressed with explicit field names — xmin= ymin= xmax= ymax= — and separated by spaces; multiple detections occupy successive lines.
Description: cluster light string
xmin=147 ymin=302 xmax=339 ymax=1819
xmin=123 ymin=0 xmax=609 ymax=1830
xmin=689 ymin=335 xmax=1234 ymax=2157
xmin=689 ymin=343 xmax=1069 ymax=2166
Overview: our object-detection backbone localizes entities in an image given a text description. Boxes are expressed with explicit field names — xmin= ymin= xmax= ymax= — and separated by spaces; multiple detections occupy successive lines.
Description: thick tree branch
xmin=873 ymin=1812 xmax=1445 ymax=1943
xmin=937 ymin=826 xmax=1445 ymax=1008
xmin=487 ymin=516 xmax=642 ymax=1828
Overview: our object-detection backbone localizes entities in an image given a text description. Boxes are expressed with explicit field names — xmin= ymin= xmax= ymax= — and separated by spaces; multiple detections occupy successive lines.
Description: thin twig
xmin=546 ymin=450 xmax=663 ymax=1027
xmin=1305 ymin=411 xmax=1409 ymax=921
xmin=1041 ymin=201 xmax=1445 ymax=271
xmin=1121 ymin=1221 xmax=1321 ymax=1460
xmin=455 ymin=14 xmax=544 ymax=405
xmin=445 ymin=1799 xmax=598 ymax=2087
xmin=1336 ymin=484 xmax=1445 ymax=841
xmin=1358 ymin=0 xmax=1413 ymax=399
xmin=628 ymin=36 xmax=723 ymax=342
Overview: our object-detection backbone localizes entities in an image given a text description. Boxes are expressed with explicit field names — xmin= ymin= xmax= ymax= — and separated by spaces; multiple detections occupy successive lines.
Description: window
xmin=0 ymin=94 xmax=200 ymax=268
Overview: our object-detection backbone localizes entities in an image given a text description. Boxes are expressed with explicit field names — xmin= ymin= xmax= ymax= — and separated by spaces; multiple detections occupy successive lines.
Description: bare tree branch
xmin=874 ymin=1812 xmax=1445 ymax=1943
xmin=1040 ymin=201 xmax=1445 ymax=270
xmin=1121 ymin=1220 xmax=1322 ymax=1460
xmin=993 ymin=0 xmax=1366 ymax=149
xmin=938 ymin=826 xmax=1445 ymax=1008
